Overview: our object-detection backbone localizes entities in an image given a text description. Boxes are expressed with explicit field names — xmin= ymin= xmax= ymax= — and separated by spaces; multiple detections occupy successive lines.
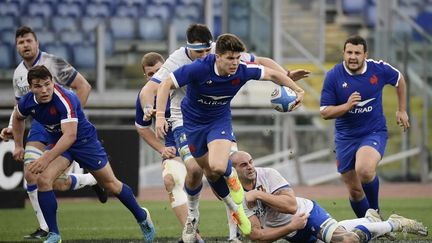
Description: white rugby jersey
xmin=243 ymin=167 xmax=314 ymax=228
xmin=151 ymin=45 xmax=255 ymax=129
xmin=13 ymin=51 xmax=78 ymax=100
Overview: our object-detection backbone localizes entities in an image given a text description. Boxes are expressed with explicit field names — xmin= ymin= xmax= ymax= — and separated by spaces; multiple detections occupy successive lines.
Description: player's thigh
xmin=90 ymin=162 xmax=122 ymax=193
xmin=38 ymin=156 xmax=71 ymax=189
xmin=207 ymin=139 xmax=232 ymax=170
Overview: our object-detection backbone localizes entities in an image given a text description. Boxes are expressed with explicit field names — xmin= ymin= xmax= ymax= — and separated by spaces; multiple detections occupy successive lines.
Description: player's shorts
xmin=47 ymin=136 xmax=108 ymax=171
xmin=26 ymin=120 xmax=49 ymax=144
xmin=335 ymin=131 xmax=388 ymax=173
xmin=284 ymin=201 xmax=334 ymax=243
xmin=183 ymin=116 xmax=235 ymax=158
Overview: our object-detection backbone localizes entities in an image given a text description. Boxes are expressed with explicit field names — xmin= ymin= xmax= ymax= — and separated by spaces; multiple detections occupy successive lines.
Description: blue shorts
xmin=27 ymin=120 xmax=49 ymax=144
xmin=47 ymin=136 xmax=108 ymax=171
xmin=173 ymin=126 xmax=192 ymax=162
xmin=285 ymin=201 xmax=331 ymax=243
xmin=183 ymin=117 xmax=235 ymax=158
xmin=335 ymin=131 xmax=388 ymax=173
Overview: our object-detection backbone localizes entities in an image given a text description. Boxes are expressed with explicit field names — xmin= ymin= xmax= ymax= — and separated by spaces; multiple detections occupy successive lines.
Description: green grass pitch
xmin=0 ymin=198 xmax=430 ymax=242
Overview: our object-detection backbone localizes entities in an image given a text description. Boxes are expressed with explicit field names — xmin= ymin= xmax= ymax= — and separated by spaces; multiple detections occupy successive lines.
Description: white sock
xmin=71 ymin=173 xmax=97 ymax=190
xmin=357 ymin=222 xmax=393 ymax=240
xmin=187 ymin=192 xmax=200 ymax=219
xmin=225 ymin=203 xmax=239 ymax=240
xmin=27 ymin=187 xmax=48 ymax=231
xmin=222 ymin=195 xmax=237 ymax=212
xmin=339 ymin=218 xmax=371 ymax=231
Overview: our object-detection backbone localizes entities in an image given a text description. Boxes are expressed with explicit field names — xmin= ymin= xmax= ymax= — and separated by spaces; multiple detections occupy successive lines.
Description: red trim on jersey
xmin=54 ymin=84 xmax=76 ymax=118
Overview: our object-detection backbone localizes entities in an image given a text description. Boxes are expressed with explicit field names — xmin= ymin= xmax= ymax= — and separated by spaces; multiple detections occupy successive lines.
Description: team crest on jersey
xmin=206 ymin=80 xmax=213 ymax=85
xmin=188 ymin=144 xmax=196 ymax=154
xmin=231 ymin=78 xmax=240 ymax=86
xmin=49 ymin=106 xmax=57 ymax=115
xmin=342 ymin=82 xmax=348 ymax=88
xmin=370 ymin=74 xmax=378 ymax=85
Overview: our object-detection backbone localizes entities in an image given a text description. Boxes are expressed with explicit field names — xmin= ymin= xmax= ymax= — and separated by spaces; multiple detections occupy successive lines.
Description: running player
xmin=155 ymin=33 xmax=305 ymax=237
xmin=231 ymin=150 xmax=428 ymax=242
xmin=0 ymin=26 xmax=106 ymax=240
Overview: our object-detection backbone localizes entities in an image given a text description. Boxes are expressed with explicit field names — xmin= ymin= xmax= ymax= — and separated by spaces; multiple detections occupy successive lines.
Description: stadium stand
xmin=0 ymin=43 xmax=13 ymax=68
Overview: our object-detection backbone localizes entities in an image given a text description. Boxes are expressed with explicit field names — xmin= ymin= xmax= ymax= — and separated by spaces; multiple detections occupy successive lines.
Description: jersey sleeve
xmin=135 ymin=92 xmax=152 ymax=128
xmin=240 ymin=52 xmax=255 ymax=62
xmin=49 ymin=55 xmax=78 ymax=87
xmin=381 ymin=61 xmax=401 ymax=86
xmin=265 ymin=168 xmax=291 ymax=194
xmin=16 ymin=96 xmax=30 ymax=118
xmin=320 ymin=70 xmax=337 ymax=110
xmin=243 ymin=62 xmax=265 ymax=81
xmin=53 ymin=87 xmax=78 ymax=124
xmin=171 ymin=62 xmax=202 ymax=88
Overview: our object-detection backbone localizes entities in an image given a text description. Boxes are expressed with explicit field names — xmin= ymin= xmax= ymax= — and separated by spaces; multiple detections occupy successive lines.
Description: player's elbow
xmin=320 ymin=107 xmax=331 ymax=120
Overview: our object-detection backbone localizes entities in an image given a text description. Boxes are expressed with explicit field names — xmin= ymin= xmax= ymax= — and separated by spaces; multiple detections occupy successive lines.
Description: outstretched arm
xmin=255 ymin=56 xmax=310 ymax=81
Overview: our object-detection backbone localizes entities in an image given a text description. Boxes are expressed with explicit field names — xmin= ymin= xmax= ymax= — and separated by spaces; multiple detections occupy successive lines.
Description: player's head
xmin=141 ymin=52 xmax=164 ymax=81
xmin=186 ymin=24 xmax=213 ymax=60
xmin=27 ymin=65 xmax=54 ymax=103
xmin=230 ymin=151 xmax=256 ymax=184
xmin=343 ymin=35 xmax=368 ymax=73
xmin=15 ymin=26 xmax=39 ymax=61
xmin=215 ymin=34 xmax=246 ymax=76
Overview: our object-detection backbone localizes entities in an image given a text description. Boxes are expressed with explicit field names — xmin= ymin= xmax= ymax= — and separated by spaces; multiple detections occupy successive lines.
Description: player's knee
xmin=163 ymin=174 xmax=175 ymax=192
xmin=101 ymin=178 xmax=122 ymax=194
xmin=208 ymin=163 xmax=225 ymax=176
xmin=356 ymin=167 xmax=375 ymax=182
xmin=52 ymin=177 xmax=71 ymax=191
xmin=23 ymin=145 xmax=43 ymax=183
xmin=36 ymin=173 xmax=54 ymax=190
xmin=185 ymin=163 xmax=203 ymax=181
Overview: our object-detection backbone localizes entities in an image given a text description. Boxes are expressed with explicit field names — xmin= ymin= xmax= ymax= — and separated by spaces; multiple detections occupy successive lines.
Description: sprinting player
xmin=11 ymin=65 xmax=155 ymax=243
xmin=155 ymin=33 xmax=305 ymax=238
xmin=320 ymin=35 xmax=410 ymax=217
xmin=0 ymin=26 xmax=106 ymax=240
xmin=143 ymin=23 xmax=309 ymax=243
xmin=231 ymin=150 xmax=428 ymax=242
xmin=135 ymin=52 xmax=205 ymax=242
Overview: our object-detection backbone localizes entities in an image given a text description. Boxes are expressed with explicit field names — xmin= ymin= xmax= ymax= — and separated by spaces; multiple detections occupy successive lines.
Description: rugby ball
xmin=270 ymin=86 xmax=297 ymax=112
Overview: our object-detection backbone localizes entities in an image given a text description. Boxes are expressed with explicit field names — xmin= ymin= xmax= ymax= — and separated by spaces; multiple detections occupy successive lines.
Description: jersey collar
xmin=342 ymin=60 xmax=367 ymax=75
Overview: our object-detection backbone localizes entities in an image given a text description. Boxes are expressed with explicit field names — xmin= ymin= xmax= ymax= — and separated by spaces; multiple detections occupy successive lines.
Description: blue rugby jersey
xmin=320 ymin=59 xmax=400 ymax=140
xmin=171 ymin=54 xmax=264 ymax=124
xmin=17 ymin=84 xmax=96 ymax=142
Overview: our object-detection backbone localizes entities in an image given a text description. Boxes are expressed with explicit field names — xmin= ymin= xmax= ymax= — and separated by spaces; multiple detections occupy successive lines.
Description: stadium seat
xmin=80 ymin=16 xmax=105 ymax=32
xmin=57 ymin=2 xmax=83 ymax=17
xmin=44 ymin=42 xmax=72 ymax=61
xmin=110 ymin=17 xmax=136 ymax=40
xmin=0 ymin=16 xmax=16 ymax=31
xmin=0 ymin=29 xmax=16 ymax=45
xmin=115 ymin=3 xmax=140 ymax=18
xmin=35 ymin=31 xmax=57 ymax=46
xmin=172 ymin=17 xmax=193 ymax=40
xmin=59 ymin=31 xmax=85 ymax=46
xmin=341 ymin=0 xmax=365 ymax=14
xmin=229 ymin=3 xmax=249 ymax=18
xmin=229 ymin=17 xmax=249 ymax=40
xmin=0 ymin=1 xmax=20 ymax=17
xmin=73 ymin=43 xmax=96 ymax=69
xmin=85 ymin=2 xmax=111 ymax=17
xmin=146 ymin=3 xmax=171 ymax=23
xmin=0 ymin=43 xmax=14 ymax=68
xmin=175 ymin=3 xmax=202 ymax=21
xmin=138 ymin=17 xmax=165 ymax=41
xmin=51 ymin=16 xmax=78 ymax=32
xmin=364 ymin=5 xmax=376 ymax=27
xmin=27 ymin=2 xmax=54 ymax=18
xmin=20 ymin=16 xmax=46 ymax=32
xmin=119 ymin=0 xmax=148 ymax=8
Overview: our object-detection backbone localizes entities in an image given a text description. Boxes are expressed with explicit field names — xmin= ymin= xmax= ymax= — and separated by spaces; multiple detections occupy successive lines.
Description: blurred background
xmin=0 ymin=0 xmax=430 ymax=193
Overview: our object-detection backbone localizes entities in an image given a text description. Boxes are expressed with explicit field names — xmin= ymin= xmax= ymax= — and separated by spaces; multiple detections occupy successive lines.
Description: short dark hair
xmin=344 ymin=35 xmax=367 ymax=52
xmin=186 ymin=24 xmax=213 ymax=44
xmin=141 ymin=52 xmax=164 ymax=69
xmin=27 ymin=65 xmax=52 ymax=85
xmin=16 ymin=26 xmax=38 ymax=42
xmin=215 ymin=34 xmax=246 ymax=55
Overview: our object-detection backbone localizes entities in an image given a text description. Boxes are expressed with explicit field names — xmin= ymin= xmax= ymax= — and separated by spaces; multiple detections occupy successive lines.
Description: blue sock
xmin=116 ymin=183 xmax=146 ymax=222
xmin=354 ymin=225 xmax=372 ymax=242
xmin=69 ymin=175 xmax=77 ymax=191
xmin=38 ymin=190 xmax=59 ymax=234
xmin=208 ymin=176 xmax=229 ymax=198
xmin=350 ymin=196 xmax=369 ymax=218
xmin=27 ymin=184 xmax=37 ymax=192
xmin=362 ymin=176 xmax=380 ymax=211
xmin=223 ymin=160 xmax=233 ymax=177
xmin=184 ymin=183 xmax=202 ymax=196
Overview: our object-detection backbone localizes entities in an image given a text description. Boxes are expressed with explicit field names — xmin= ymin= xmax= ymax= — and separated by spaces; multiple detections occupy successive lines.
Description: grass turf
xmin=0 ymin=198 xmax=430 ymax=242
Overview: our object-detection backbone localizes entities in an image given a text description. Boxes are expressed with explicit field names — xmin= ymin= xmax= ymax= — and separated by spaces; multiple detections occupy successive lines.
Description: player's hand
xmin=143 ymin=105 xmax=155 ymax=121
xmin=155 ymin=115 xmax=168 ymax=139
xmin=288 ymin=69 xmax=310 ymax=81
xmin=12 ymin=146 xmax=24 ymax=162
xmin=290 ymin=212 xmax=309 ymax=230
xmin=291 ymin=89 xmax=305 ymax=111
xmin=27 ymin=157 xmax=49 ymax=174
xmin=245 ymin=190 xmax=260 ymax=208
xmin=0 ymin=127 xmax=13 ymax=141
xmin=346 ymin=91 xmax=361 ymax=110
xmin=161 ymin=146 xmax=176 ymax=159
xmin=396 ymin=110 xmax=410 ymax=132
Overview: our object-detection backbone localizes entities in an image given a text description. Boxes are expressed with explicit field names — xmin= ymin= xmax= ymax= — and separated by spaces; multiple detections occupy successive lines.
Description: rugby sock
xmin=222 ymin=195 xmax=237 ymax=212
xmin=225 ymin=203 xmax=239 ymax=240
xmin=70 ymin=173 xmax=97 ymax=190
xmin=223 ymin=160 xmax=233 ymax=177
xmin=185 ymin=183 xmax=202 ymax=219
xmin=116 ymin=183 xmax=146 ymax=222
xmin=338 ymin=218 xmax=371 ymax=231
xmin=350 ymin=197 xmax=369 ymax=217
xmin=27 ymin=184 xmax=48 ymax=231
xmin=362 ymin=176 xmax=380 ymax=210
xmin=208 ymin=176 xmax=230 ymax=199
xmin=361 ymin=222 xmax=393 ymax=239
xmin=38 ymin=190 xmax=59 ymax=234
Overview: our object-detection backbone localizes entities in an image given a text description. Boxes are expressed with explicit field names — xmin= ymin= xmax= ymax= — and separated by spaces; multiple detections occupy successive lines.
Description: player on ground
xmin=12 ymin=65 xmax=155 ymax=243
xmin=0 ymin=26 xmax=106 ymax=240
xmin=155 ymin=33 xmax=305 ymax=238
xmin=231 ymin=151 xmax=428 ymax=242
xmin=143 ymin=23 xmax=309 ymax=243
xmin=320 ymin=35 xmax=409 ymax=217
xmin=135 ymin=52 xmax=205 ymax=242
